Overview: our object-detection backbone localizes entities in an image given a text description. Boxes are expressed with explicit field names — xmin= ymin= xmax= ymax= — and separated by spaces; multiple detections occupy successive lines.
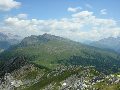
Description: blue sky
xmin=2 ymin=0 xmax=119 ymax=20
xmin=0 ymin=0 xmax=120 ymax=41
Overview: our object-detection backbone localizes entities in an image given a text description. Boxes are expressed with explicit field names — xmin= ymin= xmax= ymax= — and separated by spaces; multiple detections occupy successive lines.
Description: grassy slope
xmin=1 ymin=35 xmax=120 ymax=73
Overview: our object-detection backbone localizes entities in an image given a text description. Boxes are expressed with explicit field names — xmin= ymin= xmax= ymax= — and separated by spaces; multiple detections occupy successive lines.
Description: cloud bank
xmin=1 ymin=9 xmax=120 ymax=42
xmin=0 ymin=0 xmax=21 ymax=11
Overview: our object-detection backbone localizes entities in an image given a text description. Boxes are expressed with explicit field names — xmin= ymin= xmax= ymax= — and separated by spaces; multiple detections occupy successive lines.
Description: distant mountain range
xmin=0 ymin=32 xmax=22 ymax=51
xmin=90 ymin=37 xmax=120 ymax=53
xmin=1 ymin=34 xmax=120 ymax=75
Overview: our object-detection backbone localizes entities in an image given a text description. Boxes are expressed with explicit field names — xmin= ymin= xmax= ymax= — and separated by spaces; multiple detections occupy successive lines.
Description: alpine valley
xmin=0 ymin=34 xmax=120 ymax=90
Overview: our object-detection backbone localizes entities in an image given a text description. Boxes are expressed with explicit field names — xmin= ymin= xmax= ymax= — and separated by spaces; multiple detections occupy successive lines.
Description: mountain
xmin=0 ymin=48 xmax=4 ymax=53
xmin=90 ymin=37 xmax=120 ymax=53
xmin=0 ymin=32 xmax=8 ymax=41
xmin=0 ymin=32 xmax=21 ymax=50
xmin=1 ymin=34 xmax=120 ymax=90
xmin=1 ymin=34 xmax=120 ymax=74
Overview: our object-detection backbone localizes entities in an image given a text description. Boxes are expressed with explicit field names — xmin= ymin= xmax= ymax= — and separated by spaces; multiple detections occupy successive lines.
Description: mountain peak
xmin=90 ymin=36 xmax=120 ymax=53
xmin=20 ymin=34 xmax=66 ymax=46
xmin=41 ymin=33 xmax=63 ymax=40
xmin=42 ymin=33 xmax=50 ymax=36
xmin=0 ymin=32 xmax=8 ymax=41
xmin=0 ymin=32 xmax=21 ymax=50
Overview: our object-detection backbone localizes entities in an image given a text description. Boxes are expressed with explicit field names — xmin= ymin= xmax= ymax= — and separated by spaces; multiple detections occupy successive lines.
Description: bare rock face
xmin=0 ymin=73 xmax=23 ymax=90
xmin=0 ymin=63 xmax=45 ymax=90
xmin=0 ymin=64 xmax=120 ymax=90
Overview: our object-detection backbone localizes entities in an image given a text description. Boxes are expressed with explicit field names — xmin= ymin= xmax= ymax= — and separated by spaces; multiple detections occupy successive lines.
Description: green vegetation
xmin=93 ymin=79 xmax=120 ymax=90
xmin=1 ymin=34 xmax=120 ymax=74
xmin=20 ymin=66 xmax=99 ymax=90
xmin=16 ymin=66 xmax=120 ymax=90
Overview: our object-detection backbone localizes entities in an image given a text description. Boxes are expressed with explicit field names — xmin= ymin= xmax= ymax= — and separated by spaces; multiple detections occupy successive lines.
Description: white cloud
xmin=1 ymin=11 xmax=120 ymax=42
xmin=16 ymin=14 xmax=28 ymax=19
xmin=0 ymin=0 xmax=21 ymax=11
xmin=67 ymin=7 xmax=81 ymax=12
xmin=76 ymin=28 xmax=120 ymax=41
xmin=100 ymin=9 xmax=107 ymax=15
xmin=72 ymin=11 xmax=116 ymax=27
xmin=72 ymin=11 xmax=93 ymax=18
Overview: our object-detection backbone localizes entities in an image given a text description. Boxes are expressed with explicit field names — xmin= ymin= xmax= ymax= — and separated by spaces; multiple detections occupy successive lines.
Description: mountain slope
xmin=0 ymin=32 xmax=21 ymax=50
xmin=90 ymin=37 xmax=120 ymax=53
xmin=1 ymin=34 xmax=120 ymax=74
xmin=1 ymin=62 xmax=120 ymax=90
